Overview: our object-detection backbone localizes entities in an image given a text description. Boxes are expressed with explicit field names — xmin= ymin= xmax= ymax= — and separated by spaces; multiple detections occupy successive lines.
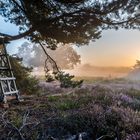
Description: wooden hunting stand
xmin=0 ymin=37 xmax=20 ymax=103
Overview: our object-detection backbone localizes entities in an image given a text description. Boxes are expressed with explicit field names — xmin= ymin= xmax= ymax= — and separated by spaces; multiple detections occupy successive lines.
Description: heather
xmin=0 ymin=79 xmax=140 ymax=140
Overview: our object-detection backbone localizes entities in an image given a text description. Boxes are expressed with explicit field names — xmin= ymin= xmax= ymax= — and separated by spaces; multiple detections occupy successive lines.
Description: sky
xmin=1 ymin=16 xmax=140 ymax=67
xmin=77 ymin=29 xmax=140 ymax=67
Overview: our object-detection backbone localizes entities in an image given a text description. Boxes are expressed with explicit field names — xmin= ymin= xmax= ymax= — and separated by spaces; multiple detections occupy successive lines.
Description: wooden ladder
xmin=0 ymin=38 xmax=20 ymax=103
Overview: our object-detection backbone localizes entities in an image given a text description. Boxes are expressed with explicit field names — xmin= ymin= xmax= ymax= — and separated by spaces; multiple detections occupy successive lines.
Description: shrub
xmin=10 ymin=56 xmax=40 ymax=95
xmin=55 ymin=72 xmax=83 ymax=88
xmin=43 ymin=104 xmax=140 ymax=139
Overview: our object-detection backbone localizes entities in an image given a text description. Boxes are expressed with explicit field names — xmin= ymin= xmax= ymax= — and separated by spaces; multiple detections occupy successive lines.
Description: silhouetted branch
xmin=0 ymin=27 xmax=35 ymax=41
xmin=38 ymin=41 xmax=60 ymax=74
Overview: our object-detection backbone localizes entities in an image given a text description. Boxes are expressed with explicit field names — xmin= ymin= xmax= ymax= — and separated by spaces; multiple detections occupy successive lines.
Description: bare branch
xmin=2 ymin=112 xmax=25 ymax=140
xmin=1 ymin=110 xmax=40 ymax=140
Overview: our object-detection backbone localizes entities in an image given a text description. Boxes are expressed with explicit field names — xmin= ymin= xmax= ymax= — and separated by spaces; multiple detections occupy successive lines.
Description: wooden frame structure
xmin=0 ymin=37 xmax=20 ymax=103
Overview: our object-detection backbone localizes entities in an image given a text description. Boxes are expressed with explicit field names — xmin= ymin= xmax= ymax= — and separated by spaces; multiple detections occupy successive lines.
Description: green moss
xmin=10 ymin=113 xmax=23 ymax=128
xmin=47 ymin=95 xmax=60 ymax=102
xmin=57 ymin=100 xmax=80 ymax=111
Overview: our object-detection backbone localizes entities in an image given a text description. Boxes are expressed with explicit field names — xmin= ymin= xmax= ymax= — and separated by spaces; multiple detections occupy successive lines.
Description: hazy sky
xmin=1 ymin=16 xmax=140 ymax=67
xmin=77 ymin=29 xmax=140 ymax=67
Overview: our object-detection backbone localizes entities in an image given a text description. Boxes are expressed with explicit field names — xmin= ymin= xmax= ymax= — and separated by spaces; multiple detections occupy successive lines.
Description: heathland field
xmin=1 ymin=77 xmax=140 ymax=140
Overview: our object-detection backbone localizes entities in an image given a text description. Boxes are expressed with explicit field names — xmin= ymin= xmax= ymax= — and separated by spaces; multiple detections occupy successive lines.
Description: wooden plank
xmin=0 ymin=67 xmax=10 ymax=70
xmin=0 ymin=54 xmax=5 ymax=57
xmin=4 ymin=90 xmax=19 ymax=95
xmin=0 ymin=77 xmax=16 ymax=80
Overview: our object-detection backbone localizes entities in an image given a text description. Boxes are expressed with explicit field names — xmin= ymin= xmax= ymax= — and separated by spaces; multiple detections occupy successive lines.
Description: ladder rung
xmin=4 ymin=90 xmax=19 ymax=95
xmin=0 ymin=67 xmax=8 ymax=69
xmin=0 ymin=77 xmax=16 ymax=80
xmin=0 ymin=54 xmax=6 ymax=56
xmin=0 ymin=67 xmax=12 ymax=70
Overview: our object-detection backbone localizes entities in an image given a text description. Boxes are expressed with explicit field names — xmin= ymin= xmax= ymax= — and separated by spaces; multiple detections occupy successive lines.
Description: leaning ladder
xmin=0 ymin=38 xmax=20 ymax=103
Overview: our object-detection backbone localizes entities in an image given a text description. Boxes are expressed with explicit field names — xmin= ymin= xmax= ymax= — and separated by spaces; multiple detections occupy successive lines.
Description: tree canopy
xmin=0 ymin=0 xmax=140 ymax=48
